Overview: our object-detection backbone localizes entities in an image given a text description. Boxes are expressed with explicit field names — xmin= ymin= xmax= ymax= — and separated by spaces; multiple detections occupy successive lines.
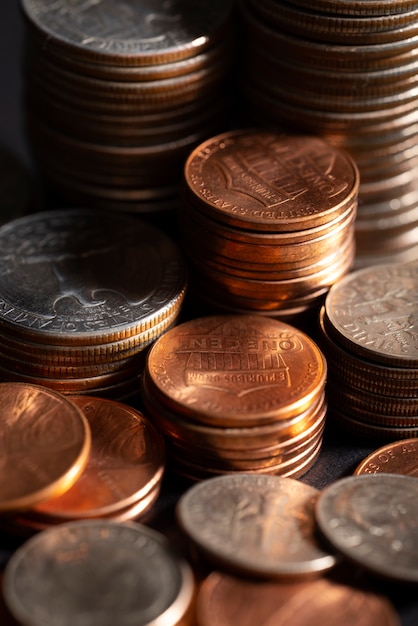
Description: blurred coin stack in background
xmin=180 ymin=129 xmax=358 ymax=319
xmin=141 ymin=314 xmax=328 ymax=480
xmin=0 ymin=209 xmax=187 ymax=400
xmin=318 ymin=261 xmax=418 ymax=441
xmin=20 ymin=0 xmax=236 ymax=214
xmin=238 ymin=0 xmax=418 ymax=268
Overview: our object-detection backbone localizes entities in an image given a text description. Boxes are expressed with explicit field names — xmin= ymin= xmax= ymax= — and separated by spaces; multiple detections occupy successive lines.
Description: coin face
xmin=324 ymin=261 xmax=418 ymax=367
xmin=176 ymin=473 xmax=337 ymax=579
xmin=354 ymin=438 xmax=418 ymax=476
xmin=0 ymin=382 xmax=91 ymax=512
xmin=315 ymin=474 xmax=418 ymax=582
xmin=196 ymin=571 xmax=401 ymax=626
xmin=184 ymin=129 xmax=359 ymax=232
xmin=3 ymin=520 xmax=195 ymax=626
xmin=145 ymin=314 xmax=327 ymax=426
xmin=0 ymin=209 xmax=187 ymax=345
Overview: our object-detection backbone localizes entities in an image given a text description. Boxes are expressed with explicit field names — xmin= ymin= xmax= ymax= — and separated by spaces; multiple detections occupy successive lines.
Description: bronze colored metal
xmin=328 ymin=407 xmax=418 ymax=442
xmin=0 ymin=382 xmax=91 ymax=512
xmin=195 ymin=572 xmax=401 ymax=626
xmin=184 ymin=130 xmax=359 ymax=232
xmin=30 ymin=396 xmax=165 ymax=520
xmin=145 ymin=314 xmax=327 ymax=427
xmin=354 ymin=438 xmax=418 ymax=476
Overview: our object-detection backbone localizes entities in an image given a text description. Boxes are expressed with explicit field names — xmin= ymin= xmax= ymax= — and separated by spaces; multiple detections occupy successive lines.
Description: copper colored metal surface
xmin=0 ymin=382 xmax=91 ymax=512
xmin=354 ymin=438 xmax=418 ymax=476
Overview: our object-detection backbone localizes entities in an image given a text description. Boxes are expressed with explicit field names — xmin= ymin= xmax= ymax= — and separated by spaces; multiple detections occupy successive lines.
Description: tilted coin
xmin=176 ymin=473 xmax=337 ymax=579
xmin=145 ymin=314 xmax=327 ymax=427
xmin=354 ymin=438 xmax=418 ymax=477
xmin=31 ymin=396 xmax=166 ymax=520
xmin=2 ymin=520 xmax=195 ymax=626
xmin=0 ymin=382 xmax=91 ymax=512
xmin=315 ymin=473 xmax=418 ymax=582
xmin=196 ymin=571 xmax=401 ymax=626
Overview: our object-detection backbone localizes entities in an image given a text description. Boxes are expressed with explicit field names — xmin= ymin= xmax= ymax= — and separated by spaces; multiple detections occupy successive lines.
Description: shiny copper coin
xmin=354 ymin=438 xmax=418 ymax=476
xmin=0 ymin=382 xmax=91 ymax=512
xmin=145 ymin=314 xmax=327 ymax=427
xmin=0 ymin=209 xmax=187 ymax=346
xmin=177 ymin=473 xmax=337 ymax=578
xmin=195 ymin=571 xmax=401 ymax=626
xmin=324 ymin=261 xmax=418 ymax=368
xmin=30 ymin=396 xmax=165 ymax=520
xmin=184 ymin=130 xmax=359 ymax=232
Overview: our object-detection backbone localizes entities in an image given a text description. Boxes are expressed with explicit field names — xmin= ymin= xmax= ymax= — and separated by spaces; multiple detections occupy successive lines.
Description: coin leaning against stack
xmin=0 ymin=209 xmax=187 ymax=400
xmin=238 ymin=0 xmax=418 ymax=267
xmin=20 ymin=0 xmax=236 ymax=213
xmin=0 ymin=394 xmax=167 ymax=537
xmin=179 ymin=129 xmax=358 ymax=319
xmin=317 ymin=260 xmax=418 ymax=441
xmin=141 ymin=314 xmax=328 ymax=480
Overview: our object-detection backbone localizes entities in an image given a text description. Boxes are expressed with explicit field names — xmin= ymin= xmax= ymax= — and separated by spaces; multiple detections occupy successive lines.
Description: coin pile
xmin=1 ymin=394 xmax=166 ymax=535
xmin=238 ymin=0 xmax=418 ymax=267
xmin=141 ymin=314 xmax=328 ymax=480
xmin=20 ymin=0 xmax=236 ymax=213
xmin=3 ymin=520 xmax=195 ymax=626
xmin=0 ymin=209 xmax=187 ymax=400
xmin=179 ymin=129 xmax=358 ymax=318
xmin=318 ymin=261 xmax=418 ymax=441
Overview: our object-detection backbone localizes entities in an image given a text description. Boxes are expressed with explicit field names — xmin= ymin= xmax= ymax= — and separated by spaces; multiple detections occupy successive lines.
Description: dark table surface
xmin=1 ymin=2 xmax=418 ymax=624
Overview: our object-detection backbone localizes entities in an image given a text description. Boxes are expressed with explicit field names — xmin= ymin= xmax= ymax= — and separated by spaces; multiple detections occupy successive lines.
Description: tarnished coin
xmin=184 ymin=129 xmax=359 ymax=232
xmin=176 ymin=473 xmax=337 ymax=579
xmin=145 ymin=314 xmax=327 ymax=427
xmin=315 ymin=474 xmax=418 ymax=582
xmin=2 ymin=520 xmax=195 ymax=626
xmin=354 ymin=438 xmax=418 ymax=476
xmin=31 ymin=396 xmax=166 ymax=520
xmin=324 ymin=261 xmax=418 ymax=367
xmin=0 ymin=208 xmax=187 ymax=346
xmin=0 ymin=382 xmax=91 ymax=512
xmin=196 ymin=571 xmax=401 ymax=626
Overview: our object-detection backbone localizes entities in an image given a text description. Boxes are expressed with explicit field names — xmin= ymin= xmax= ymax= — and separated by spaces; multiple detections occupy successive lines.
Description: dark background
xmin=1 ymin=2 xmax=418 ymax=624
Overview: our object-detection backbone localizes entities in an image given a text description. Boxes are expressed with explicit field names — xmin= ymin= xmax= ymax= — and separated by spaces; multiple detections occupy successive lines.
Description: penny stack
xmin=179 ymin=129 xmax=358 ymax=318
xmin=238 ymin=0 xmax=418 ymax=267
xmin=20 ymin=0 xmax=236 ymax=213
xmin=318 ymin=261 xmax=418 ymax=441
xmin=0 ymin=209 xmax=187 ymax=400
xmin=1 ymin=394 xmax=166 ymax=535
xmin=141 ymin=314 xmax=328 ymax=480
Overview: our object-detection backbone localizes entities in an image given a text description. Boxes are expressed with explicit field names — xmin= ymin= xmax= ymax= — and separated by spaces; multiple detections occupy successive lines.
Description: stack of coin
xmin=141 ymin=314 xmax=328 ymax=480
xmin=1 ymin=396 xmax=166 ymax=536
xmin=318 ymin=261 xmax=418 ymax=441
xmin=3 ymin=520 xmax=195 ymax=626
xmin=0 ymin=209 xmax=187 ymax=400
xmin=20 ymin=0 xmax=236 ymax=213
xmin=238 ymin=0 xmax=418 ymax=267
xmin=179 ymin=129 xmax=358 ymax=318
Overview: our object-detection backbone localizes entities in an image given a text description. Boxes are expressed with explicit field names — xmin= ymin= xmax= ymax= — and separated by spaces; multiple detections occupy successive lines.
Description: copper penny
xmin=145 ymin=314 xmax=327 ymax=427
xmin=0 ymin=382 xmax=91 ymax=512
xmin=195 ymin=571 xmax=400 ymax=626
xmin=32 ymin=396 xmax=165 ymax=519
xmin=354 ymin=438 xmax=418 ymax=476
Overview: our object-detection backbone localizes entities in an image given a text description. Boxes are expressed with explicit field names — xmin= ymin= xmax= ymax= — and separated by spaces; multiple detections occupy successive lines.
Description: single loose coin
xmin=32 ymin=396 xmax=166 ymax=519
xmin=354 ymin=438 xmax=418 ymax=476
xmin=315 ymin=474 xmax=418 ymax=582
xmin=176 ymin=473 xmax=337 ymax=579
xmin=0 ymin=382 xmax=91 ymax=512
xmin=0 ymin=208 xmax=187 ymax=346
xmin=184 ymin=129 xmax=359 ymax=232
xmin=2 ymin=520 xmax=195 ymax=626
xmin=145 ymin=314 xmax=327 ymax=427
xmin=195 ymin=571 xmax=401 ymax=626
xmin=324 ymin=261 xmax=418 ymax=367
